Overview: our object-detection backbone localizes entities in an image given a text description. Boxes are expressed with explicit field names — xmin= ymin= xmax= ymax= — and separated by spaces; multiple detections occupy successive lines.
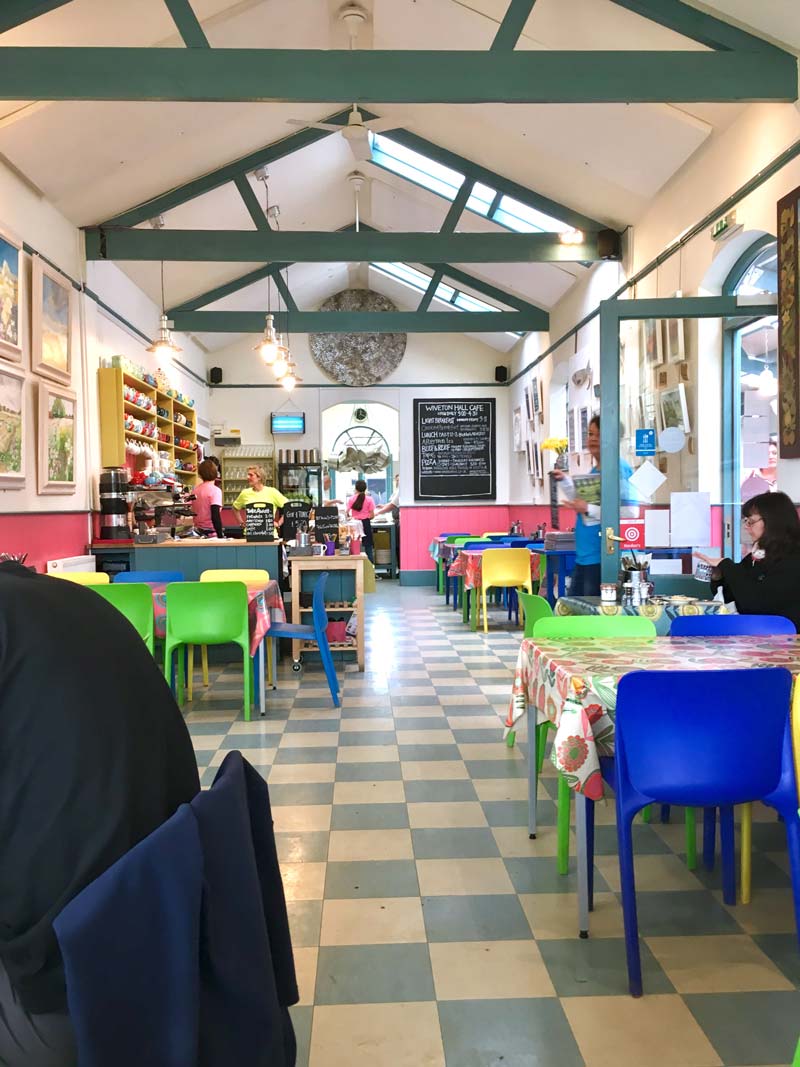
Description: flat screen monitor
xmin=270 ymin=411 xmax=305 ymax=435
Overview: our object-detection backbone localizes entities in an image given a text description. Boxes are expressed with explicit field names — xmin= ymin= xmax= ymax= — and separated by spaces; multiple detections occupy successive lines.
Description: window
xmin=492 ymin=195 xmax=570 ymax=235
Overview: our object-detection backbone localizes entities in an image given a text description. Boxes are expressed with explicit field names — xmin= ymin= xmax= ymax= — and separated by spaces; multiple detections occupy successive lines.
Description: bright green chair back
xmin=164 ymin=581 xmax=253 ymax=719
xmin=533 ymin=615 xmax=657 ymax=639
xmin=92 ymin=583 xmax=155 ymax=655
xmin=519 ymin=591 xmax=553 ymax=638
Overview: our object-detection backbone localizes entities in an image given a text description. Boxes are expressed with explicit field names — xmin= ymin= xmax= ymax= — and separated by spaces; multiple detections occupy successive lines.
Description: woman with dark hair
xmin=347 ymin=479 xmax=375 ymax=562
xmin=190 ymin=458 xmax=224 ymax=538
xmin=695 ymin=491 xmax=800 ymax=630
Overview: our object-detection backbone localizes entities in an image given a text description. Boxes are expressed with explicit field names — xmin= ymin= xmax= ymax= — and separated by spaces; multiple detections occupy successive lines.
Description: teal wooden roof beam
xmin=168 ymin=309 xmax=549 ymax=333
xmin=0 ymin=1 xmax=71 ymax=32
xmin=0 ymin=48 xmax=795 ymax=104
xmin=608 ymin=0 xmax=781 ymax=53
xmin=491 ymin=0 xmax=538 ymax=51
xmin=84 ymin=227 xmax=605 ymax=264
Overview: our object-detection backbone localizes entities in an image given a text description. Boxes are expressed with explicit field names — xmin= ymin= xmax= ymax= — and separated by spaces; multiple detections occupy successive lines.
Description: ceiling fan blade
xmin=285 ymin=119 xmax=343 ymax=132
xmin=348 ymin=137 xmax=373 ymax=162
xmin=364 ymin=117 xmax=410 ymax=134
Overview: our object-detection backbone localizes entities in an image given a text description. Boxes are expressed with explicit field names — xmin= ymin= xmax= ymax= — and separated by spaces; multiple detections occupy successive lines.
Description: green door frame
xmin=599 ymin=295 xmax=777 ymax=583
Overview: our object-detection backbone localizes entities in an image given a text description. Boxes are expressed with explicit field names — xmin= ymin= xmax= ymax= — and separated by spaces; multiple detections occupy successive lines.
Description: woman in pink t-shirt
xmin=191 ymin=459 xmax=224 ymax=537
xmin=347 ymin=480 xmax=375 ymax=561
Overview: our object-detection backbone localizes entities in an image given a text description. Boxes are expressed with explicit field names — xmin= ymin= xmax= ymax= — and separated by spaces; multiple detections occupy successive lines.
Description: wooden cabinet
xmin=288 ymin=555 xmax=365 ymax=671
xmin=98 ymin=366 xmax=199 ymax=487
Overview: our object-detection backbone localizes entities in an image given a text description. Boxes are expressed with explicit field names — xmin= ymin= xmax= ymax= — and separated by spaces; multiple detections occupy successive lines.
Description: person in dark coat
xmin=695 ymin=491 xmax=800 ymax=631
xmin=0 ymin=562 xmax=199 ymax=1067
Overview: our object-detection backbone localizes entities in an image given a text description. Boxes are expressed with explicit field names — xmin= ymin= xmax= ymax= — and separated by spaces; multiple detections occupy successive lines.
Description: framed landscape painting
xmin=32 ymin=256 xmax=71 ymax=384
xmin=0 ymin=363 xmax=25 ymax=487
xmin=0 ymin=225 xmax=22 ymax=363
xmin=641 ymin=318 xmax=663 ymax=368
xmin=659 ymin=383 xmax=691 ymax=434
xmin=38 ymin=382 xmax=76 ymax=494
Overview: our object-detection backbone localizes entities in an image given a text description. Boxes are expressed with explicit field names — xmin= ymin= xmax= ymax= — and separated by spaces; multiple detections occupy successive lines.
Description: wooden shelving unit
xmin=288 ymin=555 xmax=366 ymax=671
xmin=221 ymin=446 xmax=275 ymax=507
xmin=98 ymin=367 xmax=199 ymax=485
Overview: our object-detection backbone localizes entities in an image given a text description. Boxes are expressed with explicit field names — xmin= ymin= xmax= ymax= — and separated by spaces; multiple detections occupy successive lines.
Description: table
xmin=447 ymin=548 xmax=541 ymax=631
xmin=530 ymin=548 xmax=577 ymax=607
xmin=151 ymin=578 xmax=286 ymax=717
xmin=555 ymin=595 xmax=732 ymax=636
xmin=288 ymin=555 xmax=367 ymax=671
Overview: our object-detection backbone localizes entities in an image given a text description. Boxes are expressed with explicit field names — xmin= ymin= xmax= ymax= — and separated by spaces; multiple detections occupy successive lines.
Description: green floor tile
xmin=422 ymin=894 xmax=533 ymax=942
xmin=538 ymin=937 xmax=674 ymax=997
xmin=315 ymin=944 xmax=435 ymax=1004
xmin=323 ymin=860 xmax=419 ymax=899
xmin=438 ymin=999 xmax=583 ymax=1067
xmin=684 ymin=991 xmax=800 ymax=1066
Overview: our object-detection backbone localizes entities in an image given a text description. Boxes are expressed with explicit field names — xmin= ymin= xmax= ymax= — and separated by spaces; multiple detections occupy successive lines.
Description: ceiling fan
xmin=285 ymin=4 xmax=408 ymax=161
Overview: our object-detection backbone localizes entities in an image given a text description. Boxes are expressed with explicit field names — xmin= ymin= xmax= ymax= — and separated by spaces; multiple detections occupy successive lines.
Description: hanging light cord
xmin=160 ymin=260 xmax=166 ymax=316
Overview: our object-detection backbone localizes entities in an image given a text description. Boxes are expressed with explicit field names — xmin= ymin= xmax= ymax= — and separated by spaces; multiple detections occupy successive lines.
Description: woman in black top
xmin=695 ymin=491 xmax=800 ymax=631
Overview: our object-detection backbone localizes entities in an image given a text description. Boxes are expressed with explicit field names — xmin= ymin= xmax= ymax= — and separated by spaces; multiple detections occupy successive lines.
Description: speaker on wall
xmin=209 ymin=367 xmax=223 ymax=385
xmin=598 ymin=228 xmax=622 ymax=261
xmin=494 ymin=366 xmax=508 ymax=383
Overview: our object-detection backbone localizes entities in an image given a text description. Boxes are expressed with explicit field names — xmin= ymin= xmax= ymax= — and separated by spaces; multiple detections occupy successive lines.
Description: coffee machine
xmin=97 ymin=468 xmax=134 ymax=541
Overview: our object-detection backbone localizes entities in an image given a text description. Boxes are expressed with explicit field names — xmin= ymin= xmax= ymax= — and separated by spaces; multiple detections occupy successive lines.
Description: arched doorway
xmin=321 ymin=401 xmax=399 ymax=505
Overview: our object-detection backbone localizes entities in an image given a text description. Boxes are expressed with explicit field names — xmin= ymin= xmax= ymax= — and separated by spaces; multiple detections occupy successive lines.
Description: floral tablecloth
xmin=448 ymin=548 xmax=540 ymax=590
xmin=555 ymin=595 xmax=732 ymax=636
xmin=506 ymin=634 xmax=800 ymax=800
xmin=151 ymin=579 xmax=285 ymax=656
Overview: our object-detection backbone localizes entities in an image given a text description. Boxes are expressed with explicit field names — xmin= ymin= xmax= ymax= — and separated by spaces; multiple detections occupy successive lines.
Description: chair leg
xmin=685 ymin=807 xmax=697 ymax=871
xmin=617 ymin=807 xmax=644 ymax=997
xmin=782 ymin=811 xmax=800 ymax=952
xmin=536 ymin=722 xmax=550 ymax=775
xmin=720 ymin=804 xmax=736 ymax=906
xmin=481 ymin=585 xmax=489 ymax=633
xmin=660 ymin=804 xmax=671 ymax=823
xmin=319 ymin=639 xmax=341 ymax=708
xmin=186 ymin=645 xmax=194 ymax=702
xmin=201 ymin=645 xmax=209 ymax=687
xmin=242 ymin=643 xmax=252 ymax=722
xmin=587 ymin=796 xmax=595 ymax=912
xmin=557 ymin=773 xmax=571 ymax=875
xmin=641 ymin=805 xmax=651 ymax=824
xmin=266 ymin=638 xmax=273 ymax=688
xmin=740 ymin=803 xmax=752 ymax=905
xmin=703 ymin=807 xmax=716 ymax=870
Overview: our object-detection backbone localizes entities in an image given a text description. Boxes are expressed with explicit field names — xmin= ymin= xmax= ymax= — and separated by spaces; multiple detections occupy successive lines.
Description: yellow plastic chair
xmin=480 ymin=548 xmax=533 ymax=633
xmin=51 ymin=571 xmax=110 ymax=585
xmin=198 ymin=569 xmax=272 ymax=698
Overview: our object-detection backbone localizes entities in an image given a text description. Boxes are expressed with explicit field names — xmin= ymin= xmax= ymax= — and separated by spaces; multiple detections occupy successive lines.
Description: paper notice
xmin=629 ymin=459 xmax=667 ymax=501
xmin=741 ymin=415 xmax=770 ymax=444
xmin=670 ymin=492 xmax=711 ymax=547
xmin=743 ymin=442 xmax=771 ymax=468
xmin=743 ymin=391 xmax=772 ymax=417
xmin=644 ymin=509 xmax=671 ymax=546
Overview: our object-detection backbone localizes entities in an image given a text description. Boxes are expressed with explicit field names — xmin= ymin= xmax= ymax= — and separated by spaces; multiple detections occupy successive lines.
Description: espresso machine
xmin=97 ymin=468 xmax=134 ymax=541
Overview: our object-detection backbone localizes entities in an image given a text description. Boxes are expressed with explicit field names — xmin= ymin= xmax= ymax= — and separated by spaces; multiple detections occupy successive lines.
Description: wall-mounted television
xmin=270 ymin=412 xmax=305 ymax=435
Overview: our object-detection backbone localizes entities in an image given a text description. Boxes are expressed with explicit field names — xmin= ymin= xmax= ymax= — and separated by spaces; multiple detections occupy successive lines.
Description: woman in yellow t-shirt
xmin=232 ymin=466 xmax=288 ymax=529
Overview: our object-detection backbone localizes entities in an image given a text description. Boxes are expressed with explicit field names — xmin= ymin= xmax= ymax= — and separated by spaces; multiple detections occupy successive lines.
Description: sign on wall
xmin=413 ymin=399 xmax=496 ymax=500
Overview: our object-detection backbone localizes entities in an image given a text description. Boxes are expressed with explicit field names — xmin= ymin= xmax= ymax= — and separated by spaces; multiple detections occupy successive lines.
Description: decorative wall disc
xmin=309 ymin=289 xmax=407 ymax=386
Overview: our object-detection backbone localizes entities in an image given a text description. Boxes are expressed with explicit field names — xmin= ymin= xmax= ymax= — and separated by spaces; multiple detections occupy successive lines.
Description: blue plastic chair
xmin=671 ymin=614 xmax=796 ymax=637
xmin=115 ymin=570 xmax=185 ymax=584
xmin=601 ymin=667 xmax=799 ymax=997
xmin=439 ymin=532 xmax=471 ymax=537
xmin=267 ymin=571 xmax=340 ymax=707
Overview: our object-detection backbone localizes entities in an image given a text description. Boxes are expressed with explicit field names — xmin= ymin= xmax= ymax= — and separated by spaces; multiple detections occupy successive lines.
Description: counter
xmin=92 ymin=539 xmax=283 ymax=582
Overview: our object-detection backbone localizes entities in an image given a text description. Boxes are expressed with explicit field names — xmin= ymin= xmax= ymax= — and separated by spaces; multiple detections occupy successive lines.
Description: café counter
xmin=92 ymin=539 xmax=283 ymax=582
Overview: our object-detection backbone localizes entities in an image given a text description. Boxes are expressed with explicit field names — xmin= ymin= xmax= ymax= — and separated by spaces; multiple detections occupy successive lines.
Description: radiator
xmin=46 ymin=554 xmax=97 ymax=575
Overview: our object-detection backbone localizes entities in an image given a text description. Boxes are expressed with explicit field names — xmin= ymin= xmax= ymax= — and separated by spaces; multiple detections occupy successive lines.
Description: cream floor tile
xmin=272 ymin=804 xmax=332 ymax=832
xmin=392 ymin=671 xmax=430 ymax=679
xmin=294 ymin=687 xmax=331 ymax=697
xmin=279 ymin=732 xmax=340 ymax=748
xmin=284 ymin=708 xmax=342 ymax=721
xmin=227 ymin=720 xmax=285 ymax=734
xmin=339 ymin=718 xmax=395 ymax=732
xmin=293 ymin=947 xmax=318 ymax=1006
xmin=447 ymin=715 xmax=504 ymax=730
xmin=594 ymin=854 xmax=704 ymax=893
xmin=396 ymin=730 xmax=454 ymax=746
xmin=392 ymin=705 xmax=446 ymax=716
xmin=190 ymin=734 xmax=225 ymax=749
xmin=433 ymin=677 xmax=477 ymax=687
xmin=407 ymin=801 xmax=488 ymax=829
xmin=309 ymin=1003 xmax=445 ymax=1067
xmin=458 ymin=743 xmax=523 ymax=761
xmin=328 ymin=828 xmax=413 ymax=862
xmin=651 ymin=821 xmax=691 ymax=852
xmin=416 ymin=857 xmax=514 ymax=896
xmin=268 ymin=763 xmax=336 ymax=784
xmin=210 ymin=746 xmax=275 ymax=767
xmin=393 ymin=686 xmax=437 ymax=696
xmin=332 ymin=780 xmax=406 ymax=805
xmin=401 ymin=760 xmax=468 ymax=781
xmin=438 ymin=695 xmax=489 ymax=706
xmin=473 ymin=778 xmax=530 ymax=802
xmin=342 ymin=696 xmax=391 ymax=708
xmin=492 ymin=827 xmax=575 ymax=858
xmin=716 ymin=888 xmax=799 ymax=934
xmin=337 ymin=745 xmax=400 ymax=763
xmin=563 ymin=995 xmax=722 ymax=1067
xmin=520 ymin=892 xmax=625 ymax=940
xmin=645 ymin=935 xmax=794 ymax=994
xmin=320 ymin=897 xmax=426 ymax=946
xmin=280 ymin=862 xmax=326 ymax=901
xmin=429 ymin=940 xmax=556 ymax=1000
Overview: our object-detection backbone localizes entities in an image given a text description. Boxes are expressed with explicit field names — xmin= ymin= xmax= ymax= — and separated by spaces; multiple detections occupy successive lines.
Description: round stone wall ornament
xmin=309 ymin=289 xmax=407 ymax=386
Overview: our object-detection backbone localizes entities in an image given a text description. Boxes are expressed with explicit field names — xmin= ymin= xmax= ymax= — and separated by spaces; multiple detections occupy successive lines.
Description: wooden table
xmin=288 ymin=555 xmax=366 ymax=671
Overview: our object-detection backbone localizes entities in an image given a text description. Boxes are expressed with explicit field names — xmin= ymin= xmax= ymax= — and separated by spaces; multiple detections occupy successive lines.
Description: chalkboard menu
xmin=313 ymin=506 xmax=340 ymax=547
xmin=244 ymin=502 xmax=274 ymax=542
xmin=414 ymin=398 xmax=496 ymax=500
xmin=282 ymin=500 xmax=311 ymax=542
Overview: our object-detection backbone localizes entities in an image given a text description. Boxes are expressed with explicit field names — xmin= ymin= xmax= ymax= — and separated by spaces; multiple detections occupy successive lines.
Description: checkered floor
xmin=185 ymin=583 xmax=800 ymax=1067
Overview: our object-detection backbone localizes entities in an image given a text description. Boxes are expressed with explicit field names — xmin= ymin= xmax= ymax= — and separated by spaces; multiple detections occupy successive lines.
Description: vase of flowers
xmin=542 ymin=437 xmax=569 ymax=471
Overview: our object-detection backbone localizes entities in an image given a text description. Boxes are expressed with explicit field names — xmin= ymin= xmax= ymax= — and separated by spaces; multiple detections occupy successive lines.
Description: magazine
xmin=572 ymin=473 xmax=601 ymax=506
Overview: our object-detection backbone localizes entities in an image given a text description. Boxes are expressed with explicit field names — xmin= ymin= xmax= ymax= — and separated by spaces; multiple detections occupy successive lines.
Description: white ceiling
xmin=0 ymin=0 xmax=797 ymax=355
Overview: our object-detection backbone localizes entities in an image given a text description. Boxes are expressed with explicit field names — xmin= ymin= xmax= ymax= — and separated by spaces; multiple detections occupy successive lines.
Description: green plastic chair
xmin=92 ymin=583 xmax=155 ymax=655
xmin=164 ymin=581 xmax=253 ymax=720
xmin=508 ymin=591 xmax=554 ymax=750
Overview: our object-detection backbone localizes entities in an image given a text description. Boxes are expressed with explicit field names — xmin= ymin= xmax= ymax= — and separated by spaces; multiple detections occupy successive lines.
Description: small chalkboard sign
xmin=244 ymin=502 xmax=274 ymax=542
xmin=282 ymin=500 xmax=311 ymax=542
xmin=313 ymin=506 xmax=339 ymax=547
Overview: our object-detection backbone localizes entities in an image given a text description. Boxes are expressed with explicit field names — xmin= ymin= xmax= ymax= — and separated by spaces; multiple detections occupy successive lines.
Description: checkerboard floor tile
xmin=185 ymin=583 xmax=799 ymax=1067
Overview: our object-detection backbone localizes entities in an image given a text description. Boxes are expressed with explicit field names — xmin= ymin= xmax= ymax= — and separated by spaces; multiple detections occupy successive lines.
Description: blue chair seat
xmin=268 ymin=622 xmax=316 ymax=640
xmin=274 ymin=571 xmax=340 ymax=706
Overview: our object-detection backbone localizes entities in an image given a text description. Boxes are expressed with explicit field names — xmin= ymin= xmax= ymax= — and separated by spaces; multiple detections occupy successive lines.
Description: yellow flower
xmin=541 ymin=437 xmax=569 ymax=453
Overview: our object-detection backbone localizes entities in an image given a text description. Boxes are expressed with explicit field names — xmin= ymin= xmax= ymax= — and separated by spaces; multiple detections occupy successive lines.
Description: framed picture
xmin=533 ymin=441 xmax=542 ymax=481
xmin=0 ymin=363 xmax=25 ymax=487
xmin=531 ymin=376 xmax=540 ymax=415
xmin=513 ymin=407 xmax=523 ymax=452
xmin=579 ymin=406 xmax=589 ymax=451
xmin=525 ymin=439 xmax=534 ymax=476
xmin=523 ymin=384 xmax=533 ymax=422
xmin=663 ymin=317 xmax=685 ymax=364
xmin=641 ymin=319 xmax=663 ymax=368
xmin=567 ymin=406 xmax=576 ymax=453
xmin=777 ymin=182 xmax=800 ymax=456
xmin=639 ymin=390 xmax=659 ymax=431
xmin=659 ymin=383 xmax=690 ymax=434
xmin=38 ymin=382 xmax=76 ymax=494
xmin=31 ymin=256 xmax=72 ymax=384
xmin=0 ymin=225 xmax=22 ymax=363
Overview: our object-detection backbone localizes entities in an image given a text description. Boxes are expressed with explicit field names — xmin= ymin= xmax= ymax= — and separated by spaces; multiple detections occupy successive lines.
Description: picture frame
xmin=567 ymin=406 xmax=576 ymax=453
xmin=638 ymin=390 xmax=659 ymax=431
xmin=533 ymin=441 xmax=542 ymax=481
xmin=31 ymin=255 xmax=72 ymax=384
xmin=0 ymin=362 xmax=26 ymax=487
xmin=0 ymin=224 xmax=23 ymax=363
xmin=579 ymin=406 xmax=589 ymax=451
xmin=531 ymin=376 xmax=540 ymax=416
xmin=663 ymin=317 xmax=685 ymax=364
xmin=777 ymin=182 xmax=799 ymax=457
xmin=659 ymin=383 xmax=691 ymax=434
xmin=641 ymin=318 xmax=663 ymax=368
xmin=525 ymin=439 xmax=534 ymax=476
xmin=523 ymin=384 xmax=533 ymax=422
xmin=38 ymin=381 xmax=76 ymax=494
xmin=513 ymin=407 xmax=523 ymax=452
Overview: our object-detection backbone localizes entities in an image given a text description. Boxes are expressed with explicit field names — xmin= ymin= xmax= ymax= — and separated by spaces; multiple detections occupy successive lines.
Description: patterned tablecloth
xmin=555 ymin=595 xmax=732 ymax=636
xmin=506 ymin=634 xmax=800 ymax=800
xmin=448 ymin=549 xmax=541 ymax=590
xmin=151 ymin=579 xmax=286 ymax=656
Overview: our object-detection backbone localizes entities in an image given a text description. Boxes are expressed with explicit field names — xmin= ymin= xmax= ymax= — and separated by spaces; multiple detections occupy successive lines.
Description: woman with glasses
xmin=694 ymin=491 xmax=800 ymax=630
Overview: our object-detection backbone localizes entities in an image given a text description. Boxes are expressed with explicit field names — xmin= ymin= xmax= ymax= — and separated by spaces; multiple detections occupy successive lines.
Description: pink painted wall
xmin=401 ymin=505 xmax=552 ymax=572
xmin=0 ymin=512 xmax=92 ymax=573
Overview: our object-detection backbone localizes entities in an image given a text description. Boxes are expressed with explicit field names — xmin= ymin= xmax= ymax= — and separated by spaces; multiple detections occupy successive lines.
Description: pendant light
xmin=146 ymin=261 xmax=181 ymax=356
xmin=253 ymin=170 xmax=281 ymax=365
